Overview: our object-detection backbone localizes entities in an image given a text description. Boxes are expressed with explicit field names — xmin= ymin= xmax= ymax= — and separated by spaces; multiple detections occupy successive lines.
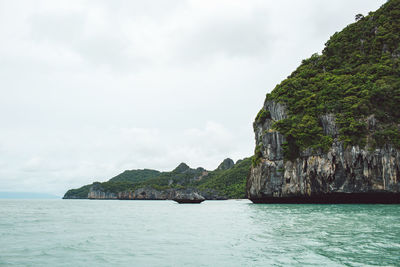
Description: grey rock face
xmin=265 ymin=100 xmax=287 ymax=121
xmin=247 ymin=101 xmax=400 ymax=203
xmin=173 ymin=190 xmax=205 ymax=202
xmin=88 ymin=189 xmax=118 ymax=199
xmin=320 ymin=113 xmax=338 ymax=137
xmin=87 ymin=186 xmax=214 ymax=200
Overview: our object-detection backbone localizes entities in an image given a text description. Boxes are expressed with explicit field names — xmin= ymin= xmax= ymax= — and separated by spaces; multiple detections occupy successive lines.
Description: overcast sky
xmin=0 ymin=0 xmax=385 ymax=196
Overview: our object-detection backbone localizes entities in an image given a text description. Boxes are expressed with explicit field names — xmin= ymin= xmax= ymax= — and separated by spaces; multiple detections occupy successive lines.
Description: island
xmin=64 ymin=157 xmax=251 ymax=200
xmin=247 ymin=0 xmax=400 ymax=203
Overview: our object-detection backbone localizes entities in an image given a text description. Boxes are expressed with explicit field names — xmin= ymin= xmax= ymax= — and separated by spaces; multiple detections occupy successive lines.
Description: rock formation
xmin=247 ymin=101 xmax=400 ymax=203
xmin=247 ymin=0 xmax=400 ymax=204
xmin=173 ymin=190 xmax=205 ymax=203
xmin=87 ymin=185 xmax=208 ymax=201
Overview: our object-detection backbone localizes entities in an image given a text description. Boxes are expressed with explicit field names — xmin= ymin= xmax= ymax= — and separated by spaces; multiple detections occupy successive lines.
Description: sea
xmin=0 ymin=199 xmax=399 ymax=267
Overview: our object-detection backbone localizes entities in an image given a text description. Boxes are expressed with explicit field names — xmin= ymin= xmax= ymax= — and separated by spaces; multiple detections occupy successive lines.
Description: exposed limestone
xmin=87 ymin=186 xmax=218 ymax=201
xmin=173 ymin=190 xmax=205 ymax=203
xmin=88 ymin=190 xmax=118 ymax=199
xmin=320 ymin=113 xmax=338 ymax=137
xmin=247 ymin=101 xmax=400 ymax=203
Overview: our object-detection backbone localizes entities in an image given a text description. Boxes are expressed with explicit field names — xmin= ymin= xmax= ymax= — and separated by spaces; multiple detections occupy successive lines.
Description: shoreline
xmin=250 ymin=193 xmax=400 ymax=204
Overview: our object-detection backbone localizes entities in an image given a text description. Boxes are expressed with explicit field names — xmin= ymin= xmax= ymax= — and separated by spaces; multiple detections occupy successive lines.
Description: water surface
xmin=0 ymin=200 xmax=399 ymax=266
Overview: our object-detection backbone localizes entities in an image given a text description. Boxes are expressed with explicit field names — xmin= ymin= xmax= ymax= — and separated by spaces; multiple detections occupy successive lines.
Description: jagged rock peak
xmin=173 ymin=162 xmax=190 ymax=173
xmin=217 ymin=158 xmax=235 ymax=170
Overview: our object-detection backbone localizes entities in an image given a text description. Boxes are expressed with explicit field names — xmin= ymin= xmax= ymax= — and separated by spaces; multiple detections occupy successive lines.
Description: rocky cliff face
xmin=87 ymin=186 xmax=225 ymax=200
xmin=88 ymin=190 xmax=118 ymax=199
xmin=247 ymin=100 xmax=400 ymax=203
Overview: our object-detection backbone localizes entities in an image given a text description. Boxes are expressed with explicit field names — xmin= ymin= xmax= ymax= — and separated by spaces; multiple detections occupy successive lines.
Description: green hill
xmin=63 ymin=157 xmax=251 ymax=199
xmin=254 ymin=0 xmax=400 ymax=161
xmin=196 ymin=158 xmax=251 ymax=199
xmin=109 ymin=169 xmax=160 ymax=183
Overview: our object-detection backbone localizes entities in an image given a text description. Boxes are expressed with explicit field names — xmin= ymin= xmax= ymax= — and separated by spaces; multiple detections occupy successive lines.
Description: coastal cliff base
xmin=250 ymin=193 xmax=400 ymax=204
xmin=247 ymin=101 xmax=400 ymax=204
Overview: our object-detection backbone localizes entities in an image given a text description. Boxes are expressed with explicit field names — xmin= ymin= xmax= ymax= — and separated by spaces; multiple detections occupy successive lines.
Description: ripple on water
xmin=0 ymin=200 xmax=399 ymax=267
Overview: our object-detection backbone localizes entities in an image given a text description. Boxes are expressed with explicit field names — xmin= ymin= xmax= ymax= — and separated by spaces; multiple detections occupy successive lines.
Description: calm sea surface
xmin=0 ymin=199 xmax=399 ymax=266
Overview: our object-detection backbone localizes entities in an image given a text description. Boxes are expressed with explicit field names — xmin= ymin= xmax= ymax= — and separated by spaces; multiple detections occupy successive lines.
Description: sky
xmin=0 ymin=0 xmax=386 ymax=196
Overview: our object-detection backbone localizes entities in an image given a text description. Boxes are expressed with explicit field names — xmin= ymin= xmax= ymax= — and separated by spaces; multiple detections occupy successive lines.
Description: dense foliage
xmin=63 ymin=185 xmax=91 ymax=199
xmin=63 ymin=158 xmax=252 ymax=199
xmin=109 ymin=169 xmax=160 ymax=183
xmin=255 ymin=109 xmax=271 ymax=124
xmin=197 ymin=158 xmax=252 ymax=198
xmin=257 ymin=0 xmax=400 ymax=160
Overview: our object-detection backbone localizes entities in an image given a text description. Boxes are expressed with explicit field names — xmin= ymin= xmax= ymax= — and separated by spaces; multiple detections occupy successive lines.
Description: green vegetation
xmin=63 ymin=158 xmax=252 ymax=199
xmin=373 ymin=125 xmax=400 ymax=148
xmin=255 ymin=109 xmax=271 ymax=124
xmin=257 ymin=0 xmax=400 ymax=159
xmin=64 ymin=169 xmax=162 ymax=198
xmin=63 ymin=185 xmax=91 ymax=199
xmin=109 ymin=169 xmax=160 ymax=183
xmin=197 ymin=158 xmax=252 ymax=198
xmin=252 ymin=145 xmax=263 ymax=167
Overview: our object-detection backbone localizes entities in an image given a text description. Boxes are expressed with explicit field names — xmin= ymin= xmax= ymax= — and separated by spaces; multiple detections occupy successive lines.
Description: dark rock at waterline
xmin=173 ymin=190 xmax=205 ymax=204
xmin=173 ymin=199 xmax=205 ymax=204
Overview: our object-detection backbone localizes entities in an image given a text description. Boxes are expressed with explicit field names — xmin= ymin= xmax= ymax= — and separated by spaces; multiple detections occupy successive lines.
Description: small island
xmin=173 ymin=190 xmax=205 ymax=204
xmin=247 ymin=0 xmax=400 ymax=204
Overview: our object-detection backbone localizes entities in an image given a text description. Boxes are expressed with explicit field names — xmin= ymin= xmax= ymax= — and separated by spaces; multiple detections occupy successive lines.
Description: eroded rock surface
xmin=247 ymin=101 xmax=400 ymax=203
xmin=87 ymin=186 xmax=214 ymax=201
xmin=173 ymin=190 xmax=205 ymax=203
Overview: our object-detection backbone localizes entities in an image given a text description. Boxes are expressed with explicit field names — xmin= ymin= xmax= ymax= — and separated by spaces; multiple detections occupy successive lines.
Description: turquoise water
xmin=0 ymin=200 xmax=399 ymax=266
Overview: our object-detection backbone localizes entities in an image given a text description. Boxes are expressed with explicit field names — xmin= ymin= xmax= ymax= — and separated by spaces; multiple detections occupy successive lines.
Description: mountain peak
xmin=217 ymin=158 xmax=234 ymax=171
xmin=173 ymin=162 xmax=190 ymax=173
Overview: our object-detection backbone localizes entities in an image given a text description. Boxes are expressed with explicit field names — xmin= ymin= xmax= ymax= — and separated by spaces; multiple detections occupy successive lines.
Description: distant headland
xmin=63 ymin=157 xmax=251 ymax=200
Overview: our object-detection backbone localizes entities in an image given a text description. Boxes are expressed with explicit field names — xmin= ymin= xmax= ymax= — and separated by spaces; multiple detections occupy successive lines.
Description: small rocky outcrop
xmin=247 ymin=101 xmax=400 ymax=203
xmin=173 ymin=190 xmax=205 ymax=203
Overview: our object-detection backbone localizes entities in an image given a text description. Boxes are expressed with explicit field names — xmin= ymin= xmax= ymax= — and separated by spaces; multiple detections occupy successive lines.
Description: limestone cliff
xmin=88 ymin=186 xmax=213 ymax=200
xmin=246 ymin=0 xmax=400 ymax=203
xmin=247 ymin=100 xmax=400 ymax=203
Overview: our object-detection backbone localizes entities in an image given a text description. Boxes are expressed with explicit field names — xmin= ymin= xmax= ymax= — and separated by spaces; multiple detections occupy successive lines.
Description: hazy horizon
xmin=0 ymin=0 xmax=386 ymax=196
xmin=0 ymin=191 xmax=60 ymax=198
